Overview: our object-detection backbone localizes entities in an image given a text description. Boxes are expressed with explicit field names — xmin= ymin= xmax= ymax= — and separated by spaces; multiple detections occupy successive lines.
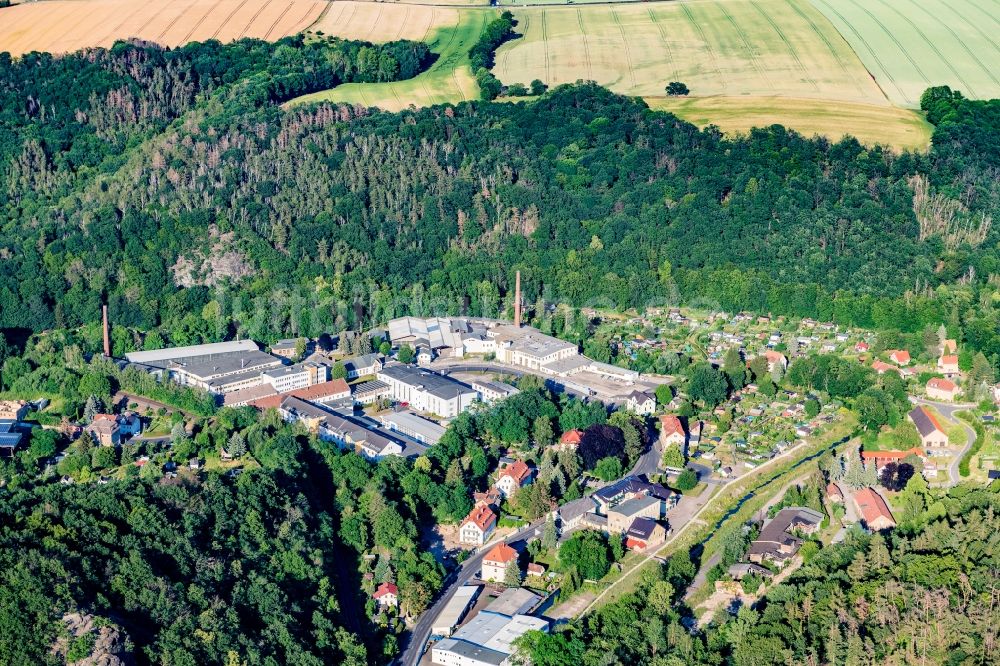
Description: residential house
xmin=872 ymin=360 xmax=897 ymax=375
xmin=481 ymin=543 xmax=518 ymax=583
xmin=659 ymin=414 xmax=686 ymax=448
xmin=888 ymin=350 xmax=911 ymax=366
xmin=853 ymin=487 xmax=896 ymax=530
xmin=624 ymin=390 xmax=656 ymax=416
xmin=764 ymin=350 xmax=788 ymax=372
xmin=86 ymin=414 xmax=121 ymax=447
xmin=861 ymin=447 xmax=926 ymax=469
xmin=343 ymin=353 xmax=383 ymax=380
xmin=0 ymin=400 xmax=29 ymax=421
xmin=908 ymin=406 xmax=949 ymax=447
xmin=855 ymin=341 xmax=870 ymax=353
xmin=747 ymin=507 xmax=824 ymax=565
xmin=494 ymin=460 xmax=533 ymax=498
xmin=941 ymin=339 xmax=958 ymax=355
xmin=460 ymin=505 xmax=497 ymax=546
xmin=473 ymin=488 xmax=501 ymax=509
xmin=826 ymin=483 xmax=844 ymax=503
xmin=937 ymin=355 xmax=960 ymax=376
xmin=526 ymin=563 xmax=546 ymax=577
xmin=624 ymin=516 xmax=666 ymax=551
xmin=556 ymin=429 xmax=583 ymax=451
xmin=373 ymin=582 xmax=398 ymax=610
xmin=926 ymin=377 xmax=959 ymax=401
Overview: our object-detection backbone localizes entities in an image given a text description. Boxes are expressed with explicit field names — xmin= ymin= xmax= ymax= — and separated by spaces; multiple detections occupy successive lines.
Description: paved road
xmin=911 ymin=397 xmax=977 ymax=486
xmin=397 ymin=497 xmax=592 ymax=666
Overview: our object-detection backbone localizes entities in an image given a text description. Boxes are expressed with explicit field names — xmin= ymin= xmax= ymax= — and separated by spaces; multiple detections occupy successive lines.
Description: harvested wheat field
xmin=0 ymin=0 xmax=326 ymax=56
xmin=307 ymin=1 xmax=465 ymax=43
xmin=495 ymin=0 xmax=886 ymax=104
xmin=648 ymin=96 xmax=932 ymax=150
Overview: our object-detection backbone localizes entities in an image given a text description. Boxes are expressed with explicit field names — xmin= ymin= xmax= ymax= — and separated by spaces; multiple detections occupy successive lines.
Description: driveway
xmin=398 ymin=497 xmax=592 ymax=666
xmin=911 ymin=397 xmax=976 ymax=486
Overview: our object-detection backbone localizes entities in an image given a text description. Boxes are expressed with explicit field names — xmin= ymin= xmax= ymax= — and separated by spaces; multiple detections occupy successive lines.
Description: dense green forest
xmin=516 ymin=483 xmax=1000 ymax=666
xmin=0 ymin=31 xmax=999 ymax=369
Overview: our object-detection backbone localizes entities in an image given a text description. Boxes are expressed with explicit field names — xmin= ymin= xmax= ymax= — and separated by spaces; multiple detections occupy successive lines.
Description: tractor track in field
xmin=871 ymin=0 xmax=979 ymax=97
xmin=157 ymin=0 xmax=197 ymax=41
xmin=577 ymin=9 xmax=595 ymax=81
xmin=610 ymin=6 xmax=637 ymax=89
xmin=264 ymin=1 xmax=295 ymax=41
xmin=750 ymin=0 xmax=817 ymax=92
xmin=647 ymin=7 xmax=677 ymax=81
xmin=540 ymin=9 xmax=552 ymax=85
xmin=133 ymin=1 xmax=175 ymax=39
xmin=899 ymin=0 xmax=1000 ymax=88
xmin=97 ymin=0 xmax=154 ymax=45
xmin=811 ymin=0 xmax=907 ymax=103
xmin=290 ymin=1 xmax=323 ymax=34
xmin=783 ymin=0 xmax=864 ymax=97
xmin=718 ymin=1 xmax=773 ymax=90
xmin=842 ymin=0 xmax=931 ymax=91
xmin=237 ymin=0 xmax=271 ymax=39
xmin=181 ymin=1 xmax=219 ymax=43
xmin=948 ymin=0 xmax=1000 ymax=58
xmin=366 ymin=3 xmax=384 ymax=42
xmin=679 ymin=2 xmax=726 ymax=91
xmin=212 ymin=0 xmax=249 ymax=39
xmin=959 ymin=0 xmax=1000 ymax=34
xmin=393 ymin=5 xmax=411 ymax=41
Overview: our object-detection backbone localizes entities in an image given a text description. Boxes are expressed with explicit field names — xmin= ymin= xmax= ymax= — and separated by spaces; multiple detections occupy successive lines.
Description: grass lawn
xmin=289 ymin=8 xmax=492 ymax=110
xmin=646 ymin=95 xmax=932 ymax=151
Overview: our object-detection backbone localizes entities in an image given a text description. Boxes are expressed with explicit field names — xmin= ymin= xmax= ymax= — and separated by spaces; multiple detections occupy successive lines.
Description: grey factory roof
xmin=433 ymin=639 xmax=507 ymax=666
xmin=173 ymin=350 xmax=282 ymax=381
xmin=484 ymin=588 xmax=541 ymax=617
xmin=124 ymin=339 xmax=260 ymax=364
xmin=377 ymin=411 xmax=446 ymax=444
xmin=343 ymin=353 xmax=381 ymax=372
xmin=378 ymin=365 xmax=476 ymax=400
xmin=471 ymin=379 xmax=520 ymax=397
xmin=609 ymin=495 xmax=660 ymax=518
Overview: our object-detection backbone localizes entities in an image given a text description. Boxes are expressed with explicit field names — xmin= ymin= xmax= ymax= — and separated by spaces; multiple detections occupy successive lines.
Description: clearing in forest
xmin=0 ymin=0 xmax=325 ymax=56
xmin=807 ymin=0 xmax=1000 ymax=106
xmin=290 ymin=4 xmax=492 ymax=110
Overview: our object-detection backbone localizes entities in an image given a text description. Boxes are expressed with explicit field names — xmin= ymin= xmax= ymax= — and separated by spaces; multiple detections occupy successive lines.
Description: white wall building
xmin=377 ymin=365 xmax=478 ymax=418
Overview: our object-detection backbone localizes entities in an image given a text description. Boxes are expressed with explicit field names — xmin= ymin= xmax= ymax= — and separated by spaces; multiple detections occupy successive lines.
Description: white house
xmin=494 ymin=460 xmax=533 ymax=498
xmin=460 ymin=505 xmax=497 ymax=546
xmin=481 ymin=543 xmax=518 ymax=583
xmin=625 ymin=390 xmax=656 ymax=416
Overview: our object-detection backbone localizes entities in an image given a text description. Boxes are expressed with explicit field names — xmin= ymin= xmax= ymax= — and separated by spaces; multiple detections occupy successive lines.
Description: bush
xmin=675 ymin=469 xmax=698 ymax=491
xmin=665 ymin=81 xmax=690 ymax=96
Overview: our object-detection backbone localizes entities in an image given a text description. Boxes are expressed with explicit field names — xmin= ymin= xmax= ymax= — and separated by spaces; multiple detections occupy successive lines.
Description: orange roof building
xmin=659 ymin=415 xmax=686 ymax=446
xmin=481 ymin=543 xmax=519 ymax=582
xmin=558 ymin=429 xmax=583 ymax=449
xmin=854 ymin=487 xmax=896 ymax=530
xmin=460 ymin=505 xmax=497 ymax=546
xmin=494 ymin=460 xmax=533 ymax=497
xmin=861 ymin=447 xmax=925 ymax=468
xmin=888 ymin=350 xmax=911 ymax=365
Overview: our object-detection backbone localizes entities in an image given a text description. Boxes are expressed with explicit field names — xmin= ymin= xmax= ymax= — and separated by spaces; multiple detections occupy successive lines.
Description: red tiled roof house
xmin=460 ymin=505 xmax=497 ymax=546
xmin=481 ymin=543 xmax=518 ymax=582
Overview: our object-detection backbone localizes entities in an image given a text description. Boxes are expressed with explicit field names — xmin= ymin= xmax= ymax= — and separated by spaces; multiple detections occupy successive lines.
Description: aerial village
xmin=2 ymin=282 xmax=999 ymax=665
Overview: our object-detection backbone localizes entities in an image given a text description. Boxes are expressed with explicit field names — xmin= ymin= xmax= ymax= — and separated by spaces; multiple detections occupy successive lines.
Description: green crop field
xmin=808 ymin=0 xmax=1000 ymax=106
xmin=290 ymin=4 xmax=492 ymax=110
xmin=494 ymin=0 xmax=886 ymax=102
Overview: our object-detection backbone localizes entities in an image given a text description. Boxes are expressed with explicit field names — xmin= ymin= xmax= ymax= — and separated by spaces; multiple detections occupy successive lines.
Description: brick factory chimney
xmin=514 ymin=271 xmax=522 ymax=328
xmin=102 ymin=304 xmax=111 ymax=357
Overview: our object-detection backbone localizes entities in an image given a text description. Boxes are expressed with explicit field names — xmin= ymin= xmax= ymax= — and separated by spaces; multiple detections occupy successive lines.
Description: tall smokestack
xmin=102 ymin=304 xmax=111 ymax=357
xmin=514 ymin=271 xmax=522 ymax=328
